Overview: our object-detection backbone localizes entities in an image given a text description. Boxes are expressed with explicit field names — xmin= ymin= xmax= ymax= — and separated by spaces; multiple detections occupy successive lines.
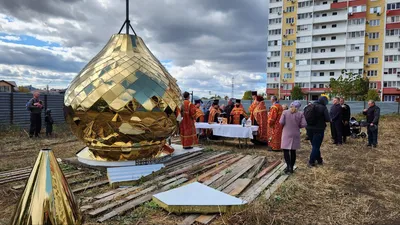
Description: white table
xmin=195 ymin=123 xmax=259 ymax=139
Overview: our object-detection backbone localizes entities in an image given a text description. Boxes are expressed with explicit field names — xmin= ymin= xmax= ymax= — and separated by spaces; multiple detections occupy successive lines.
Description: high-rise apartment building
xmin=266 ymin=0 xmax=400 ymax=101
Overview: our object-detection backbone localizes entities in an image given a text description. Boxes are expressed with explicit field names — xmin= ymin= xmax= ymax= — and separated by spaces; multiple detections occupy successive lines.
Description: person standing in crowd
xmin=282 ymin=104 xmax=288 ymax=111
xmin=208 ymin=100 xmax=221 ymax=123
xmin=267 ymin=96 xmax=283 ymax=151
xmin=194 ymin=99 xmax=204 ymax=122
xmin=340 ymin=98 xmax=351 ymax=143
xmin=304 ymin=101 xmax=313 ymax=141
xmin=280 ymin=101 xmax=307 ymax=173
xmin=305 ymin=96 xmax=330 ymax=167
xmin=230 ymin=99 xmax=248 ymax=124
xmin=224 ymin=98 xmax=235 ymax=123
xmin=45 ymin=109 xmax=54 ymax=137
xmin=179 ymin=92 xmax=198 ymax=149
xmin=27 ymin=91 xmax=43 ymax=138
xmin=248 ymin=91 xmax=258 ymax=124
xmin=363 ymin=100 xmax=380 ymax=148
xmin=330 ymin=97 xmax=343 ymax=145
xmin=251 ymin=95 xmax=268 ymax=145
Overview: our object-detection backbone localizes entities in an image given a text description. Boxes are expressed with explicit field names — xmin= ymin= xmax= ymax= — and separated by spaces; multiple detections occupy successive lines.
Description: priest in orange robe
xmin=267 ymin=95 xmax=283 ymax=151
xmin=248 ymin=91 xmax=258 ymax=124
xmin=230 ymin=99 xmax=248 ymax=124
xmin=194 ymin=99 xmax=204 ymax=122
xmin=179 ymin=92 xmax=198 ymax=149
xmin=251 ymin=95 xmax=268 ymax=145
xmin=207 ymin=100 xmax=221 ymax=140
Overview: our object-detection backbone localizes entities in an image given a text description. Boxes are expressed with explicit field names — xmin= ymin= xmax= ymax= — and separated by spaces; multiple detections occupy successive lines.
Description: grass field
xmin=0 ymin=115 xmax=399 ymax=225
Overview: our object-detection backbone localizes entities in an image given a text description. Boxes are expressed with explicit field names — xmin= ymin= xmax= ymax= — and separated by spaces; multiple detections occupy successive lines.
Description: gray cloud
xmin=0 ymin=0 xmax=268 ymax=97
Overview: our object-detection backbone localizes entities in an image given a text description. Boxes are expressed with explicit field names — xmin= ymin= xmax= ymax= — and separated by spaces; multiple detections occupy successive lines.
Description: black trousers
xmin=46 ymin=124 xmax=53 ymax=136
xmin=29 ymin=113 xmax=41 ymax=137
xmin=283 ymin=149 xmax=296 ymax=169
xmin=367 ymin=126 xmax=378 ymax=146
xmin=331 ymin=121 xmax=343 ymax=144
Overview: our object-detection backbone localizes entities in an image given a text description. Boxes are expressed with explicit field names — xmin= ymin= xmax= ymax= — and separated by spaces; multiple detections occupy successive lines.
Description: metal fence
xmin=201 ymin=99 xmax=400 ymax=115
xmin=0 ymin=93 xmax=65 ymax=127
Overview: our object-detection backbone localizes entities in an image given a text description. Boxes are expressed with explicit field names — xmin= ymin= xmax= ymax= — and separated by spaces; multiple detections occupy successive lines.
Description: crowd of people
xmin=178 ymin=91 xmax=381 ymax=174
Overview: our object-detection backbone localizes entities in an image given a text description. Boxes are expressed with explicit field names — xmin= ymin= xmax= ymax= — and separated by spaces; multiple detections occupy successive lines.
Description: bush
xmin=366 ymin=89 xmax=380 ymax=102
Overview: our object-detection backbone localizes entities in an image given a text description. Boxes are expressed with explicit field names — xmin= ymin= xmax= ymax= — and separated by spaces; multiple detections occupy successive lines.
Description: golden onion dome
xmin=64 ymin=34 xmax=182 ymax=161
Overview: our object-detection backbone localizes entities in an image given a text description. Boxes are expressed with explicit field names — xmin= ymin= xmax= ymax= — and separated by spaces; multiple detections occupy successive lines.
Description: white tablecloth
xmin=195 ymin=123 xmax=259 ymax=139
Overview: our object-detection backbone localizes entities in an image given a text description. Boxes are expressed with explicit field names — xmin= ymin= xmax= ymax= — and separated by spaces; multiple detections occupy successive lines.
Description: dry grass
xmin=1 ymin=115 xmax=400 ymax=225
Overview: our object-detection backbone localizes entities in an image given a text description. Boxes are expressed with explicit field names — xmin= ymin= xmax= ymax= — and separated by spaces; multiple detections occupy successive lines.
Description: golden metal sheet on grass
xmin=64 ymin=34 xmax=181 ymax=161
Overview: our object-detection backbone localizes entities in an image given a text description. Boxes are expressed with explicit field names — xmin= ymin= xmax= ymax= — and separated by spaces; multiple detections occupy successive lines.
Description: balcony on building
xmin=297 ymin=30 xmax=312 ymax=37
xmin=348 ymin=0 xmax=367 ymax=7
xmin=385 ymin=35 xmax=400 ymax=43
xmin=345 ymin=62 xmax=364 ymax=69
xmin=312 ymin=51 xmax=346 ymax=59
xmin=297 ymin=6 xmax=313 ymax=14
xmin=387 ymin=23 xmax=400 ymax=30
xmin=268 ymin=35 xmax=281 ymax=41
xmin=348 ymin=24 xmax=366 ymax=32
xmin=313 ymin=2 xmax=332 ymax=12
xmin=312 ymin=64 xmax=343 ymax=70
xmin=346 ymin=37 xmax=365 ymax=45
xmin=267 ymin=56 xmax=281 ymax=62
xmin=383 ymin=73 xmax=400 ymax=81
xmin=296 ymin=65 xmax=312 ymax=71
xmin=297 ymin=18 xmax=313 ymax=26
xmin=347 ymin=49 xmax=365 ymax=57
xmin=312 ymin=39 xmax=346 ymax=47
xmin=348 ymin=12 xmax=367 ymax=19
xmin=268 ymin=24 xmax=282 ymax=31
xmin=387 ymin=9 xmax=400 ymax=16
xmin=384 ymin=48 xmax=400 ymax=55
xmin=330 ymin=0 xmax=347 ymax=9
xmin=384 ymin=61 xmax=400 ymax=69
xmin=269 ymin=1 xmax=283 ymax=9
xmin=267 ymin=45 xmax=281 ymax=52
xmin=296 ymin=53 xmax=312 ymax=60
xmin=310 ymin=75 xmax=333 ymax=82
xmin=313 ymin=12 xmax=348 ymax=24
xmin=267 ymin=67 xmax=281 ymax=73
xmin=294 ymin=76 xmax=310 ymax=83
xmin=313 ymin=27 xmax=347 ymax=36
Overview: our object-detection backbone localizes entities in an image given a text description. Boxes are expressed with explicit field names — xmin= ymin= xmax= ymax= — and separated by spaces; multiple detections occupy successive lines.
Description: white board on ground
xmin=107 ymin=164 xmax=164 ymax=184
xmin=153 ymin=182 xmax=247 ymax=207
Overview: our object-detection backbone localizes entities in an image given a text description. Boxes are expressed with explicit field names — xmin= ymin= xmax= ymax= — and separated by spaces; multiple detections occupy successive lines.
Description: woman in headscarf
xmin=279 ymin=101 xmax=307 ymax=173
xmin=251 ymin=95 xmax=268 ymax=145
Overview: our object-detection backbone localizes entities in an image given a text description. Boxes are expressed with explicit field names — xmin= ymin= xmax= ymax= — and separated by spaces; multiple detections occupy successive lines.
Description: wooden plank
xmin=264 ymin=174 xmax=289 ymax=200
xmin=0 ymin=174 xmax=29 ymax=184
xmin=169 ymin=152 xmax=229 ymax=176
xmin=97 ymin=177 xmax=188 ymax=222
xmin=241 ymin=163 xmax=286 ymax=203
xmin=92 ymin=186 xmax=140 ymax=205
xmin=195 ymin=215 xmax=216 ymax=225
xmin=178 ymin=214 xmax=200 ymax=225
xmin=246 ymin=157 xmax=266 ymax=179
xmin=64 ymin=171 xmax=85 ymax=178
xmin=194 ymin=155 xmax=244 ymax=183
xmin=0 ymin=170 xmax=30 ymax=178
xmin=68 ymin=175 xmax=101 ymax=186
xmin=164 ymin=152 xmax=203 ymax=167
xmin=88 ymin=186 xmax=157 ymax=217
xmin=166 ymin=153 xmax=214 ymax=172
xmin=189 ymin=155 xmax=236 ymax=175
xmin=0 ymin=167 xmax=31 ymax=176
xmin=215 ymin=157 xmax=260 ymax=191
xmin=72 ymin=180 xmax=109 ymax=193
xmin=256 ymin=160 xmax=281 ymax=179
xmin=227 ymin=178 xmax=252 ymax=197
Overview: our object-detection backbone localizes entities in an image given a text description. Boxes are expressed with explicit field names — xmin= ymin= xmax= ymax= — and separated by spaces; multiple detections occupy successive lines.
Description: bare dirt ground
xmin=0 ymin=115 xmax=400 ymax=225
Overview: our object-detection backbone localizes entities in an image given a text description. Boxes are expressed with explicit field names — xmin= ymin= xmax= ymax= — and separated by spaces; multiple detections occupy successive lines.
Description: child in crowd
xmin=45 ymin=109 xmax=54 ymax=137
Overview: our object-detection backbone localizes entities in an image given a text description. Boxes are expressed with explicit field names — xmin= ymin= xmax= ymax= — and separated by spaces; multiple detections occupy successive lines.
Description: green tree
xmin=224 ymin=96 xmax=229 ymax=100
xmin=366 ymin=89 xmax=380 ymax=101
xmin=242 ymin=91 xmax=252 ymax=100
xmin=291 ymin=85 xmax=305 ymax=100
xmin=329 ymin=72 xmax=369 ymax=100
xmin=18 ymin=86 xmax=30 ymax=93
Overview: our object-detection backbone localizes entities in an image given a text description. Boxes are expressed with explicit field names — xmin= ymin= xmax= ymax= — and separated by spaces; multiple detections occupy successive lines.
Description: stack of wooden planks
xmin=76 ymin=151 xmax=290 ymax=224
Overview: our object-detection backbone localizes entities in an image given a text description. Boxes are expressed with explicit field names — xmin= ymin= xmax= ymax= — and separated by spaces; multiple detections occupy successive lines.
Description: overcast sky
xmin=0 ymin=0 xmax=268 ymax=99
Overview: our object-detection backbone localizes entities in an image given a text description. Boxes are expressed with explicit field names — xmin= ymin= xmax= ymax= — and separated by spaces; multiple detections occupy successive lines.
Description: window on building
xmin=267 ymin=62 xmax=280 ymax=67
xmin=268 ymin=40 xmax=281 ymax=46
xmin=369 ymin=19 xmax=380 ymax=26
xmin=322 ymin=25 xmax=327 ymax=29
xmin=286 ymin=17 xmax=295 ymax=24
xmin=348 ymin=31 xmax=365 ymax=38
xmin=284 ymin=40 xmax=295 ymax=46
xmin=368 ymin=45 xmax=379 ymax=52
xmin=347 ymin=44 xmax=362 ymax=50
xmin=319 ymin=84 xmax=325 ymax=88
xmin=387 ymin=16 xmax=400 ymax=24
xmin=384 ymin=68 xmax=399 ymax=74
xmin=370 ymin=6 xmax=381 ymax=14
xmin=284 ymin=51 xmax=293 ymax=57
xmin=269 ymin=18 xmax=282 ymax=25
xmin=332 ymin=24 xmax=337 ymax=28
xmin=369 ymin=82 xmax=377 ymax=89
xmin=320 ymin=61 xmax=325 ymax=65
xmin=331 ymin=36 xmax=336 ymax=40
xmin=286 ymin=6 xmax=295 ymax=12
xmin=348 ymin=18 xmax=365 ymax=25
xmin=387 ymin=2 xmax=400 ymax=10
xmin=296 ymin=59 xmax=311 ymax=65
xmin=284 ymin=62 xmax=293 ymax=68
xmin=385 ymin=42 xmax=400 ymax=49
xmin=269 ymin=29 xmax=282 ymax=35
xmin=267 ymin=73 xmax=280 ymax=78
xmin=298 ymin=13 xmax=313 ymax=20
xmin=270 ymin=0 xmax=282 ymax=3
xmin=322 ymin=13 xmax=327 ymax=17
xmin=319 ymin=72 xmax=324 ymax=76
xmin=367 ymin=70 xmax=378 ymax=77
xmin=367 ymin=57 xmax=378 ymax=64
xmin=298 ymin=1 xmax=313 ymax=8
xmin=268 ymin=51 xmax=281 ymax=57
xmin=321 ymin=49 xmax=326 ymax=53
xmin=284 ymin=73 xmax=293 ymax=79
xmin=332 ymin=12 xmax=338 ymax=15
xmin=330 ymin=60 xmax=335 ymax=64
xmin=313 ymin=83 xmax=317 ymax=88
xmin=346 ymin=56 xmax=363 ymax=63
xmin=331 ymin=48 xmax=336 ymax=52
xmin=297 ymin=24 xmax=311 ymax=31
xmin=321 ymin=37 xmax=326 ymax=41
xmin=349 ymin=5 xmax=366 ymax=13
xmin=269 ymin=7 xmax=282 ymax=14
xmin=296 ymin=48 xmax=311 ymax=54
xmin=386 ymin=29 xmax=400 ymax=36
xmin=368 ymin=32 xmax=379 ymax=39
xmin=385 ymin=55 xmax=400 ymax=62
xmin=330 ymin=72 xmax=335 ymax=76
xmin=286 ymin=29 xmax=294 ymax=34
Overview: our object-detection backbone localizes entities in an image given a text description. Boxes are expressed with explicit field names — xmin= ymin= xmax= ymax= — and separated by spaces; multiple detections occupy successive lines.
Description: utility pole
xmin=231 ymin=76 xmax=234 ymax=99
